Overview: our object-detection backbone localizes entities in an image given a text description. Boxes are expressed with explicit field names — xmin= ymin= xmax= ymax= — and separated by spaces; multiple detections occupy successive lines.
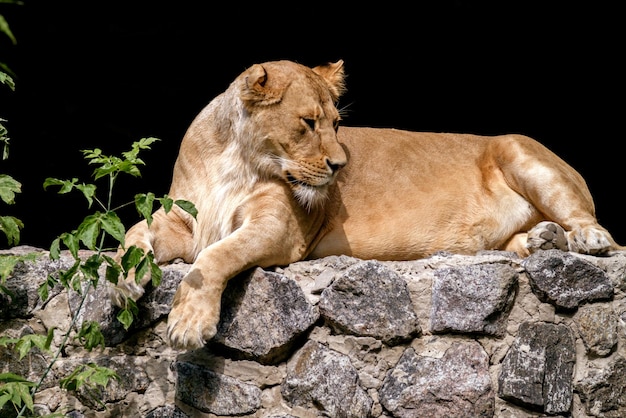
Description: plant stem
xmin=18 ymin=277 xmax=95 ymax=417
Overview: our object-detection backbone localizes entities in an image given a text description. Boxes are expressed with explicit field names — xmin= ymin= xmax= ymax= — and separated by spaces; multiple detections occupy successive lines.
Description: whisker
xmin=338 ymin=102 xmax=354 ymax=120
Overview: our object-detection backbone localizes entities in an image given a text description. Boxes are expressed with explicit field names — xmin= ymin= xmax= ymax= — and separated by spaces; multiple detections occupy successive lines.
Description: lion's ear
xmin=312 ymin=60 xmax=346 ymax=102
xmin=240 ymin=63 xmax=288 ymax=106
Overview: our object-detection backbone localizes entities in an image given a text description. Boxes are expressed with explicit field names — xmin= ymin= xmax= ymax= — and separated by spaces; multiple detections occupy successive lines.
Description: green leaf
xmin=60 ymin=363 xmax=117 ymax=399
xmin=101 ymin=211 xmax=125 ymax=244
xmin=134 ymin=255 xmax=150 ymax=284
xmin=80 ymin=253 xmax=103 ymax=283
xmin=76 ymin=321 xmax=105 ymax=351
xmin=37 ymin=279 xmax=49 ymax=301
xmin=91 ymin=157 xmax=123 ymax=180
xmin=44 ymin=327 xmax=55 ymax=351
xmin=89 ymin=365 xmax=118 ymax=387
xmin=49 ymin=236 xmax=61 ymax=259
xmin=57 ymin=260 xmax=80 ymax=289
xmin=43 ymin=177 xmax=78 ymax=194
xmin=0 ymin=381 xmax=34 ymax=412
xmin=122 ymin=137 xmax=160 ymax=161
xmin=0 ymin=254 xmax=21 ymax=283
xmin=14 ymin=334 xmax=51 ymax=360
xmin=120 ymin=245 xmax=144 ymax=274
xmin=116 ymin=304 xmax=136 ymax=330
xmin=175 ymin=199 xmax=198 ymax=218
xmin=134 ymin=193 xmax=155 ymax=225
xmin=0 ymin=174 xmax=21 ymax=204
xmin=0 ymin=215 xmax=22 ymax=246
xmin=104 ymin=254 xmax=122 ymax=284
xmin=0 ymin=336 xmax=18 ymax=347
xmin=0 ymin=14 xmax=17 ymax=45
xmin=150 ymin=257 xmax=162 ymax=288
xmin=0 ymin=119 xmax=9 ymax=159
xmin=0 ymin=373 xmax=34 ymax=384
xmin=0 ymin=253 xmax=37 ymax=284
xmin=118 ymin=160 xmax=143 ymax=177
xmin=157 ymin=195 xmax=173 ymax=213
xmin=76 ymin=213 xmax=102 ymax=250
xmin=81 ymin=148 xmax=102 ymax=161
xmin=76 ymin=183 xmax=97 ymax=208
xmin=0 ymin=70 xmax=15 ymax=91
xmin=38 ymin=274 xmax=58 ymax=302
xmin=61 ymin=232 xmax=80 ymax=259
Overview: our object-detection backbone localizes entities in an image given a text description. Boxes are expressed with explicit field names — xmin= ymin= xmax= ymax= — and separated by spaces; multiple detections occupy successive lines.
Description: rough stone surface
xmin=281 ymin=340 xmax=373 ymax=418
xmin=2 ymin=246 xmax=626 ymax=417
xmin=379 ymin=341 xmax=494 ymax=417
xmin=319 ymin=260 xmax=421 ymax=344
xmin=574 ymin=303 xmax=618 ymax=357
xmin=498 ymin=321 xmax=576 ymax=414
xmin=211 ymin=268 xmax=319 ymax=364
xmin=430 ymin=262 xmax=518 ymax=336
xmin=176 ymin=360 xmax=261 ymax=415
xmin=524 ymin=249 xmax=614 ymax=310
xmin=575 ymin=356 xmax=626 ymax=417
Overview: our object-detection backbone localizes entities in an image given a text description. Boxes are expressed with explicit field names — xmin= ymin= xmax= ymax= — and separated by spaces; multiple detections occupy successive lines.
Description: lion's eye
xmin=302 ymin=118 xmax=316 ymax=131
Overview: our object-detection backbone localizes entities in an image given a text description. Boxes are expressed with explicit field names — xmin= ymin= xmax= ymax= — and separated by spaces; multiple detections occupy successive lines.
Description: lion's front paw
xmin=526 ymin=221 xmax=568 ymax=253
xmin=166 ymin=281 xmax=221 ymax=350
xmin=109 ymin=276 xmax=145 ymax=308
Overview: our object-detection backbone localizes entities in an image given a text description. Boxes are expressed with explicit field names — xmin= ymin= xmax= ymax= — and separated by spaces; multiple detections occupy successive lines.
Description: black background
xmin=0 ymin=1 xmax=623 ymax=250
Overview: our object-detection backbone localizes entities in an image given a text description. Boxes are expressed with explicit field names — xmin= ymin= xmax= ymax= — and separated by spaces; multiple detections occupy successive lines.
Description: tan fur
xmin=110 ymin=59 xmax=622 ymax=350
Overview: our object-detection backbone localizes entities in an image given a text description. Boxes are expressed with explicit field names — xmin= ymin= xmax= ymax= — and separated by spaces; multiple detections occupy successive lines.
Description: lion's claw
xmin=166 ymin=278 xmax=221 ymax=350
xmin=109 ymin=279 xmax=145 ymax=308
xmin=166 ymin=314 xmax=216 ymax=350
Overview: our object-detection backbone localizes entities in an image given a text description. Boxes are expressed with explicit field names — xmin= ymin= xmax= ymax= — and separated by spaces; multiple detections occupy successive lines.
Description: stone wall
xmin=1 ymin=245 xmax=626 ymax=417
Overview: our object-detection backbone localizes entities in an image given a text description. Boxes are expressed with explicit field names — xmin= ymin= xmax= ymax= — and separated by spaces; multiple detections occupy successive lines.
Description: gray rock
xmin=498 ymin=321 xmax=575 ymax=414
xmin=430 ymin=262 xmax=518 ymax=336
xmin=176 ymin=360 xmax=261 ymax=415
xmin=212 ymin=268 xmax=319 ymax=364
xmin=134 ymin=262 xmax=189 ymax=328
xmin=576 ymin=355 xmax=626 ymax=417
xmin=0 ymin=320 xmax=49 ymax=384
xmin=55 ymin=355 xmax=150 ymax=411
xmin=70 ymin=259 xmax=188 ymax=344
xmin=144 ymin=405 xmax=189 ymax=418
xmin=574 ymin=303 xmax=617 ymax=357
xmin=524 ymin=250 xmax=613 ymax=310
xmin=282 ymin=340 xmax=373 ymax=418
xmin=0 ymin=249 xmax=71 ymax=319
xmin=379 ymin=341 xmax=494 ymax=417
xmin=69 ymin=273 xmax=128 ymax=346
xmin=319 ymin=260 xmax=421 ymax=344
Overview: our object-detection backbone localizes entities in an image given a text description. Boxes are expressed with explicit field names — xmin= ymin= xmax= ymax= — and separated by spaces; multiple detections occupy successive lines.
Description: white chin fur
xmin=293 ymin=185 xmax=328 ymax=211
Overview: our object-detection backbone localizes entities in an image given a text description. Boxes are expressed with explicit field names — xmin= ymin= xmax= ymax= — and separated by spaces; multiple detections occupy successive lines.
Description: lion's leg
xmin=502 ymin=233 xmax=531 ymax=257
xmin=110 ymin=207 xmax=195 ymax=307
xmin=492 ymin=135 xmax=619 ymax=255
xmin=165 ymin=197 xmax=311 ymax=350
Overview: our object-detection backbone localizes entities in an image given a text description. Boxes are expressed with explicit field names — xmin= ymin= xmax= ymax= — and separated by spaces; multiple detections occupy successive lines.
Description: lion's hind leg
xmin=491 ymin=134 xmax=620 ymax=256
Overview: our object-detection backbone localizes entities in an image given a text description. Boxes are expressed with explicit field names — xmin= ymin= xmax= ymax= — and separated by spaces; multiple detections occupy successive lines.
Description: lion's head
xmin=235 ymin=60 xmax=349 ymax=209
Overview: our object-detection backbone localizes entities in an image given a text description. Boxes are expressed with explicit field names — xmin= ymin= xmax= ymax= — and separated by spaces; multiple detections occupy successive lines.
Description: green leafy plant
xmin=1 ymin=138 xmax=196 ymax=416
xmin=0 ymin=0 xmax=24 ymax=247
xmin=1 ymin=4 xmax=197 ymax=414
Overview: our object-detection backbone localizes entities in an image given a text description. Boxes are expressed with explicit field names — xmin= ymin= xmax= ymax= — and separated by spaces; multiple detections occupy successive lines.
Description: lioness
xmin=111 ymin=59 xmax=622 ymax=350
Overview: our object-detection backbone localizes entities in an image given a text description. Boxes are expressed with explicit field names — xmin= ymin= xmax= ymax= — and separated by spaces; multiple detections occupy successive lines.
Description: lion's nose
xmin=326 ymin=158 xmax=346 ymax=174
